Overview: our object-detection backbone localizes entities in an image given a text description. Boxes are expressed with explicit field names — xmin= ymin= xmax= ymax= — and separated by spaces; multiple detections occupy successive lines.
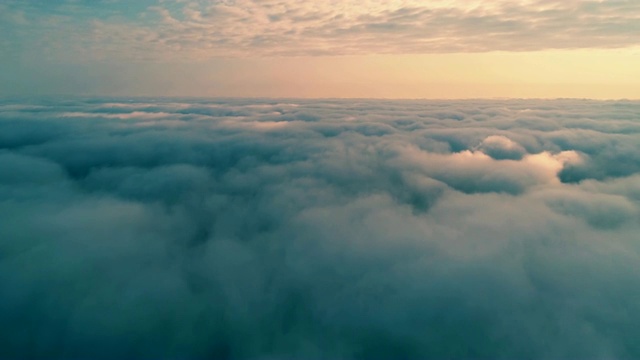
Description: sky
xmin=1 ymin=0 xmax=640 ymax=98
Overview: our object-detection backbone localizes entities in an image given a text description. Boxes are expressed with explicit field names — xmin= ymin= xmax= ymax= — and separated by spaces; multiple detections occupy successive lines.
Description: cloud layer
xmin=3 ymin=0 xmax=640 ymax=60
xmin=1 ymin=98 xmax=640 ymax=358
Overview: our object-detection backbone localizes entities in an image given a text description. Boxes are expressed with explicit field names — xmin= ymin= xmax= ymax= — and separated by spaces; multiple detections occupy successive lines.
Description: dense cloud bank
xmin=1 ymin=98 xmax=640 ymax=358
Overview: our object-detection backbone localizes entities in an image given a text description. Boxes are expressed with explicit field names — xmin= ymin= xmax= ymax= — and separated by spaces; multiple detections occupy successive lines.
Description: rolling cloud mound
xmin=1 ymin=98 xmax=640 ymax=358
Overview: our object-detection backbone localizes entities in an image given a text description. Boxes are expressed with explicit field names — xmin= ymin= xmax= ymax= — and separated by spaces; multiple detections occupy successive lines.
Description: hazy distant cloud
xmin=1 ymin=98 xmax=640 ymax=358
xmin=2 ymin=0 xmax=640 ymax=60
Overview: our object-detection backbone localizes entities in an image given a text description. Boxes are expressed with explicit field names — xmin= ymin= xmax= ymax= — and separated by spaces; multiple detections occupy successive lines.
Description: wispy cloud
xmin=3 ymin=0 xmax=640 ymax=61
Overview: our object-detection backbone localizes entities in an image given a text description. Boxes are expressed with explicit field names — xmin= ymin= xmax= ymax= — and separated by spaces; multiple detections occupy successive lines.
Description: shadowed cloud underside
xmin=3 ymin=0 xmax=640 ymax=59
xmin=1 ymin=0 xmax=640 ymax=98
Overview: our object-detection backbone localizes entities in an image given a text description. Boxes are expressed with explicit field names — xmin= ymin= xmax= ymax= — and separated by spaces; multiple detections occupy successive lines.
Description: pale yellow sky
xmin=172 ymin=49 xmax=640 ymax=99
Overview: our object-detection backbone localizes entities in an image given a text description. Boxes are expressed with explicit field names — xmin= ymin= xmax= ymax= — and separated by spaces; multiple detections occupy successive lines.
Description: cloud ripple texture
xmin=1 ymin=98 xmax=640 ymax=358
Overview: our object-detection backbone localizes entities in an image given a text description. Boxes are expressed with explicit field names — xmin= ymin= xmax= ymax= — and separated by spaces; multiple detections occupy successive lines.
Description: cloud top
xmin=1 ymin=98 xmax=640 ymax=358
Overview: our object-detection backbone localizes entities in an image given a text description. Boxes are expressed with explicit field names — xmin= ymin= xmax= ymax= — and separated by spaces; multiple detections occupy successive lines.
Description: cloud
xmin=3 ymin=0 xmax=640 ymax=60
xmin=477 ymin=135 xmax=527 ymax=160
xmin=1 ymin=98 xmax=640 ymax=358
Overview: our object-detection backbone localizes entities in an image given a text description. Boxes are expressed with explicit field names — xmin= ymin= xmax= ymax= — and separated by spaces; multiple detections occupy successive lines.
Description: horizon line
xmin=2 ymin=95 xmax=640 ymax=102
